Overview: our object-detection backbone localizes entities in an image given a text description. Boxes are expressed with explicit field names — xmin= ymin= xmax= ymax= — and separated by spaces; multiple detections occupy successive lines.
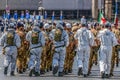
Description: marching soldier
xmin=97 ymin=23 xmax=118 ymax=78
xmin=26 ymin=22 xmax=45 ymax=76
xmin=16 ymin=22 xmax=29 ymax=73
xmin=88 ymin=23 xmax=100 ymax=75
xmin=40 ymin=23 xmax=52 ymax=74
xmin=50 ymin=23 xmax=69 ymax=76
xmin=44 ymin=23 xmax=53 ymax=72
xmin=74 ymin=23 xmax=94 ymax=77
xmin=110 ymin=26 xmax=120 ymax=76
xmin=0 ymin=23 xmax=21 ymax=76
xmin=64 ymin=23 xmax=76 ymax=74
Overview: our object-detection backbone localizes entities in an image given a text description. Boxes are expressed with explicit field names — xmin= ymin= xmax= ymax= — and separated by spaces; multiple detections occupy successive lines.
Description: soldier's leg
xmin=11 ymin=55 xmax=17 ymax=76
xmin=58 ymin=49 xmax=66 ymax=76
xmin=93 ymin=49 xmax=98 ymax=65
xmin=28 ymin=54 xmax=36 ymax=76
xmin=115 ymin=48 xmax=119 ymax=67
xmin=4 ymin=55 xmax=11 ymax=75
xmin=16 ymin=57 xmax=23 ymax=73
xmin=34 ymin=54 xmax=41 ymax=76
xmin=83 ymin=47 xmax=90 ymax=76
xmin=52 ymin=52 xmax=59 ymax=75
xmin=105 ymin=48 xmax=112 ymax=78
xmin=68 ymin=53 xmax=74 ymax=73
xmin=64 ymin=51 xmax=69 ymax=74
xmin=40 ymin=52 xmax=46 ymax=74
xmin=110 ymin=49 xmax=115 ymax=76
xmin=88 ymin=48 xmax=94 ymax=75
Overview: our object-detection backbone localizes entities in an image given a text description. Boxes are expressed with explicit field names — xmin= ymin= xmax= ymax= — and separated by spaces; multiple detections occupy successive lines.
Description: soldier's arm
xmin=40 ymin=32 xmax=45 ymax=47
xmin=63 ymin=31 xmax=69 ymax=47
xmin=88 ymin=31 xmax=94 ymax=47
xmin=0 ymin=33 xmax=6 ymax=46
xmin=112 ymin=33 xmax=118 ymax=47
xmin=15 ymin=34 xmax=21 ymax=48
xmin=26 ymin=31 xmax=31 ymax=42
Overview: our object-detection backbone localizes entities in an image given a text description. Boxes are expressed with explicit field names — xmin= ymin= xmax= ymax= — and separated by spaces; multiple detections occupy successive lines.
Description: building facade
xmin=0 ymin=0 xmax=119 ymax=19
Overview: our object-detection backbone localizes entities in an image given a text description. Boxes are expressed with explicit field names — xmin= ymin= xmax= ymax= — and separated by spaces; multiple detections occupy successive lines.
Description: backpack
xmin=6 ymin=32 xmax=15 ymax=46
xmin=31 ymin=31 xmax=39 ymax=44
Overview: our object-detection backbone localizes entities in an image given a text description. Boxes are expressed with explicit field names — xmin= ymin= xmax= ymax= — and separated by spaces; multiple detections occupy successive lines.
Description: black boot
xmin=23 ymin=68 xmax=26 ymax=72
xmin=40 ymin=70 xmax=45 ymax=75
xmin=83 ymin=74 xmax=88 ymax=77
xmin=52 ymin=66 xmax=58 ymax=75
xmin=101 ymin=71 xmax=105 ymax=78
xmin=18 ymin=70 xmax=23 ymax=74
xmin=10 ymin=71 xmax=15 ymax=76
xmin=78 ymin=67 xmax=83 ymax=76
xmin=4 ymin=67 xmax=8 ymax=75
xmin=105 ymin=74 xmax=110 ymax=78
xmin=58 ymin=72 xmax=64 ymax=77
xmin=64 ymin=70 xmax=68 ymax=75
xmin=29 ymin=69 xmax=34 ymax=77
xmin=68 ymin=69 xmax=72 ymax=73
xmin=34 ymin=72 xmax=40 ymax=77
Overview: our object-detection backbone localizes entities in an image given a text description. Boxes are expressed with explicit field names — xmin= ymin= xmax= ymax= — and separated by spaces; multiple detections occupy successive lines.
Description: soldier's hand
xmin=2 ymin=49 xmax=5 ymax=55
xmin=52 ymin=45 xmax=55 ymax=51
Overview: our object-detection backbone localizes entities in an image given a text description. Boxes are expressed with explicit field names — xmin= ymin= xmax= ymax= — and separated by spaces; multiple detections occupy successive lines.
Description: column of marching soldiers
xmin=0 ymin=15 xmax=120 ymax=79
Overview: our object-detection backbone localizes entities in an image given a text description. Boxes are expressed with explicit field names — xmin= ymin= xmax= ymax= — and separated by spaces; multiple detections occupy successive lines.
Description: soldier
xmin=16 ymin=22 xmax=29 ymax=73
xmin=74 ymin=23 xmax=94 ymax=77
xmin=26 ymin=22 xmax=45 ymax=76
xmin=0 ymin=23 xmax=21 ymax=76
xmin=64 ymin=23 xmax=76 ymax=74
xmin=43 ymin=23 xmax=53 ymax=72
xmin=40 ymin=23 xmax=52 ymax=74
xmin=50 ymin=23 xmax=69 ymax=76
xmin=110 ymin=26 xmax=120 ymax=76
xmin=88 ymin=23 xmax=100 ymax=75
xmin=97 ymin=22 xmax=118 ymax=78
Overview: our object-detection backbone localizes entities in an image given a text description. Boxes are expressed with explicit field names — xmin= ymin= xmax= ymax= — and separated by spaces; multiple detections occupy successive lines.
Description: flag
xmin=52 ymin=11 xmax=55 ymax=22
xmin=60 ymin=11 xmax=63 ymax=21
xmin=44 ymin=11 xmax=47 ymax=19
xmin=114 ymin=1 xmax=118 ymax=28
xmin=98 ymin=11 xmax=106 ymax=24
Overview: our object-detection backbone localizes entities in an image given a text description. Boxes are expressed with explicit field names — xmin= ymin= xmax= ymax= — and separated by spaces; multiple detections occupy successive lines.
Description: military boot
xmin=29 ymin=69 xmax=35 ymax=77
xmin=4 ymin=66 xmax=8 ymax=75
xmin=101 ymin=71 xmax=105 ymax=78
xmin=34 ymin=72 xmax=40 ymax=77
xmin=52 ymin=66 xmax=58 ymax=75
xmin=58 ymin=72 xmax=64 ymax=77
xmin=78 ymin=67 xmax=83 ymax=76
xmin=10 ymin=71 xmax=15 ymax=76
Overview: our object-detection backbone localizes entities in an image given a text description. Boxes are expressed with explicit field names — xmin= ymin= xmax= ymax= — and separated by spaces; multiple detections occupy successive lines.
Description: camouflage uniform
xmin=88 ymin=28 xmax=99 ymax=75
xmin=64 ymin=23 xmax=76 ymax=74
xmin=110 ymin=28 xmax=120 ymax=76
xmin=16 ymin=24 xmax=29 ymax=73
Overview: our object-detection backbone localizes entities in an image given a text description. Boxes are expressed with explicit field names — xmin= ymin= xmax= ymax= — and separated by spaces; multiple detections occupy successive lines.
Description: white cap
xmin=56 ymin=23 xmax=63 ymax=29
xmin=44 ymin=23 xmax=50 ymax=29
xmin=66 ymin=23 xmax=71 ymax=28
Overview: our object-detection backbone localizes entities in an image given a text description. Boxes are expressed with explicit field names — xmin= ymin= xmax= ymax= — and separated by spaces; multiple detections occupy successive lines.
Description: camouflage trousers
xmin=64 ymin=48 xmax=75 ymax=74
xmin=88 ymin=46 xmax=99 ymax=75
xmin=16 ymin=49 xmax=28 ymax=73
xmin=110 ymin=46 xmax=120 ymax=76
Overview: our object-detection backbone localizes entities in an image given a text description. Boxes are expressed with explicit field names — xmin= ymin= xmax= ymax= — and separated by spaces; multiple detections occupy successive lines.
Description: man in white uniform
xmin=74 ymin=23 xmax=94 ymax=77
xmin=97 ymin=22 xmax=118 ymax=78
